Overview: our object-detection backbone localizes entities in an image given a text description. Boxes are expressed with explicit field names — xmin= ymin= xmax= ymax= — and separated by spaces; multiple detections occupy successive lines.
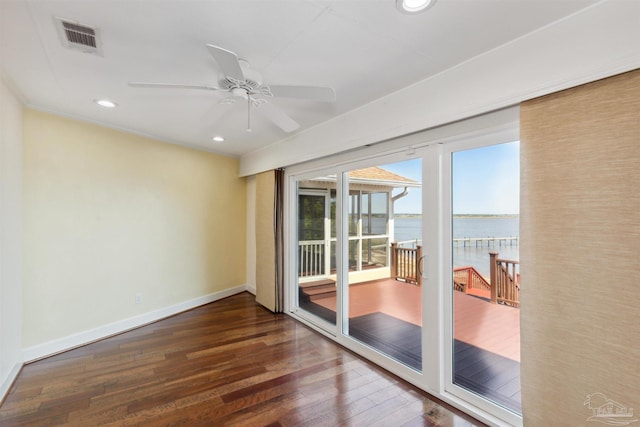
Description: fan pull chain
xmin=246 ymin=96 xmax=252 ymax=132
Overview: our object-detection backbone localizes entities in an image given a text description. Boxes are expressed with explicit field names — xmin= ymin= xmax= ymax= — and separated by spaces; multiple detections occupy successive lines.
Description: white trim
xmin=245 ymin=284 xmax=256 ymax=295
xmin=0 ymin=361 xmax=23 ymax=402
xmin=22 ymin=285 xmax=250 ymax=363
xmin=422 ymin=144 xmax=444 ymax=392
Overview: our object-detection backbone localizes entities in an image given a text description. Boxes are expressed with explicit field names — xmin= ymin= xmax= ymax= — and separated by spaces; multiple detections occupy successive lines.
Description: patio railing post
xmin=489 ymin=252 xmax=498 ymax=304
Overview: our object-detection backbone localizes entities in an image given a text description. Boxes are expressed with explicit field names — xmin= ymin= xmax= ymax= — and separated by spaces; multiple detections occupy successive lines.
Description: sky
xmin=381 ymin=141 xmax=520 ymax=215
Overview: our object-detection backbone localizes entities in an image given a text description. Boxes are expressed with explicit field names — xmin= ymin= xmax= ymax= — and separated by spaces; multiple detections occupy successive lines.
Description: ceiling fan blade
xmin=129 ymin=82 xmax=219 ymax=91
xmin=206 ymin=44 xmax=245 ymax=81
xmin=268 ymin=85 xmax=336 ymax=102
xmin=255 ymin=102 xmax=300 ymax=133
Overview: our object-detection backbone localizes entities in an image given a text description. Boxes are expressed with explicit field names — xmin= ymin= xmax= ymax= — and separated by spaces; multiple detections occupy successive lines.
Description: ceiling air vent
xmin=54 ymin=17 xmax=103 ymax=56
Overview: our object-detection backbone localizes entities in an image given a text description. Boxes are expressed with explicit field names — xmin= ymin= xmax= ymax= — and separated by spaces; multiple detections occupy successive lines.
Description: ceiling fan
xmin=129 ymin=44 xmax=336 ymax=133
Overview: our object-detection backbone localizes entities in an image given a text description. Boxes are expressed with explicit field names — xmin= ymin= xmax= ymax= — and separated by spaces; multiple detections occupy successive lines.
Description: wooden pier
xmin=453 ymin=236 xmax=519 ymax=247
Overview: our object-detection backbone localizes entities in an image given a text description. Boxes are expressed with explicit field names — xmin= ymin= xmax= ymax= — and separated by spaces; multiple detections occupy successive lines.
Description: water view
xmin=394 ymin=214 xmax=519 ymax=277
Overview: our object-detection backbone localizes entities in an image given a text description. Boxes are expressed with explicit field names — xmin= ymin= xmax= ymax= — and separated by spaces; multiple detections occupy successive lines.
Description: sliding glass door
xmin=446 ymin=142 xmax=521 ymax=413
xmin=446 ymin=141 xmax=521 ymax=416
xmin=343 ymin=159 xmax=424 ymax=371
xmin=292 ymin=157 xmax=428 ymax=359
xmin=288 ymin=134 xmax=521 ymax=425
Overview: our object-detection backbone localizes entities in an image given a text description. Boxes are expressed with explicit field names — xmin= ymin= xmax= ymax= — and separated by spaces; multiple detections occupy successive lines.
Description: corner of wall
xmin=0 ymin=76 xmax=25 ymax=401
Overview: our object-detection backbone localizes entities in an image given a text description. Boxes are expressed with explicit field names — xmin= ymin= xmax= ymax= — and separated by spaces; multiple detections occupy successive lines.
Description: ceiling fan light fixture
xmin=94 ymin=98 xmax=117 ymax=108
xmin=231 ymin=88 xmax=248 ymax=99
xmin=396 ymin=0 xmax=436 ymax=14
xmin=212 ymin=136 xmax=225 ymax=142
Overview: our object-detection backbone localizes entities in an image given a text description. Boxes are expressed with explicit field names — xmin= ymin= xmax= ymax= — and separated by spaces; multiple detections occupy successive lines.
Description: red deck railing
xmin=453 ymin=266 xmax=491 ymax=296
xmin=391 ymin=243 xmax=520 ymax=307
xmin=490 ymin=252 xmax=520 ymax=307
xmin=390 ymin=242 xmax=422 ymax=286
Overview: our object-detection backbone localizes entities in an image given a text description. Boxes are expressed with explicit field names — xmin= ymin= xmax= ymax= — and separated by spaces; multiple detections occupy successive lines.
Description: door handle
xmin=418 ymin=255 xmax=427 ymax=279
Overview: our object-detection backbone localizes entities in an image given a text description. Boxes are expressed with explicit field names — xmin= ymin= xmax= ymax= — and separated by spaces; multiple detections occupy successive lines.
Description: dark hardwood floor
xmin=348 ymin=312 xmax=521 ymax=413
xmin=0 ymin=292 xmax=484 ymax=426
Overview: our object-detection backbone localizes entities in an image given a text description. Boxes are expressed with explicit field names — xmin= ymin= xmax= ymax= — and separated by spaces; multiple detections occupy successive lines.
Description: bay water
xmin=394 ymin=215 xmax=519 ymax=277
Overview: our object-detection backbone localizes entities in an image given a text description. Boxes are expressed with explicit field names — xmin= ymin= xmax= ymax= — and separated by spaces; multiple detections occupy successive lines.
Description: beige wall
xmin=245 ymin=175 xmax=257 ymax=294
xmin=520 ymin=70 xmax=639 ymax=425
xmin=0 ymin=77 xmax=23 ymax=397
xmin=23 ymin=110 xmax=246 ymax=347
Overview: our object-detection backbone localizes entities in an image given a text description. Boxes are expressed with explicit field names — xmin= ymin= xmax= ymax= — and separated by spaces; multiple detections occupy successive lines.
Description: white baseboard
xmin=1 ymin=361 xmax=23 ymax=403
xmin=245 ymin=284 xmax=256 ymax=295
xmin=22 ymin=285 xmax=250 ymax=363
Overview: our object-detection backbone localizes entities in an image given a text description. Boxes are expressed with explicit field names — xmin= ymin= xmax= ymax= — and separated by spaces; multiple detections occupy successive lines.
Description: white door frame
xmin=440 ymin=136 xmax=522 ymax=426
xmin=283 ymin=107 xmax=521 ymax=427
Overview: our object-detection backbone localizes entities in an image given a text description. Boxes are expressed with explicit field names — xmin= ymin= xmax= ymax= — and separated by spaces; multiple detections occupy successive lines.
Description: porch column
xmin=390 ymin=242 xmax=398 ymax=280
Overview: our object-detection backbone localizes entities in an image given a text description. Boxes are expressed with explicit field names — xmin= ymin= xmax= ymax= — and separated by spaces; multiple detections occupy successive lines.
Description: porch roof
xmin=306 ymin=166 xmax=421 ymax=190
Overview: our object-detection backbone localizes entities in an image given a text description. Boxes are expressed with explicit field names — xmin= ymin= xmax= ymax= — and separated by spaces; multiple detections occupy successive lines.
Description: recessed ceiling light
xmin=212 ymin=136 xmax=225 ymax=142
xmin=94 ymin=99 xmax=117 ymax=108
xmin=396 ymin=0 xmax=436 ymax=14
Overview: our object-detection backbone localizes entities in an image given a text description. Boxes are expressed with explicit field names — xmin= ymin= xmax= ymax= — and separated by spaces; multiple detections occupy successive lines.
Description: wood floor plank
xmin=0 ymin=292 xmax=484 ymax=426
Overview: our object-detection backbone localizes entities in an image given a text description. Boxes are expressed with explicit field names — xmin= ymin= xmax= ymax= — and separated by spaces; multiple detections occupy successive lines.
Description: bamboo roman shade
xmin=520 ymin=69 xmax=639 ymax=425
xmin=255 ymin=170 xmax=276 ymax=311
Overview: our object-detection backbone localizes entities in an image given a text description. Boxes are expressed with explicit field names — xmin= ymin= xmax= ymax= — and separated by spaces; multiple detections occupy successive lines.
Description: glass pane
xmin=348 ymin=239 xmax=360 ymax=271
xmin=362 ymin=238 xmax=388 ymax=267
xmin=346 ymin=160 xmax=423 ymax=371
xmin=298 ymin=194 xmax=325 ymax=241
xmin=451 ymin=141 xmax=521 ymax=414
xmin=362 ymin=193 xmax=370 ymax=234
xmin=330 ymin=190 xmax=336 ymax=238
xmin=348 ymin=191 xmax=360 ymax=237
xmin=368 ymin=192 xmax=388 ymax=235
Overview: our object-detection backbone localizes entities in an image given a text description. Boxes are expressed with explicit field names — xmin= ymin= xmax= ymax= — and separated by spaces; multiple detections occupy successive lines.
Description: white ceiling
xmin=1 ymin=0 xmax=598 ymax=157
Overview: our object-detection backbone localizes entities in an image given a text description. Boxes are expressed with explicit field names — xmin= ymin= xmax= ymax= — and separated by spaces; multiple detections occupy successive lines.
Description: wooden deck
xmin=302 ymin=278 xmax=520 ymax=361
xmin=0 ymin=293 xmax=484 ymax=426
xmin=299 ymin=278 xmax=521 ymax=413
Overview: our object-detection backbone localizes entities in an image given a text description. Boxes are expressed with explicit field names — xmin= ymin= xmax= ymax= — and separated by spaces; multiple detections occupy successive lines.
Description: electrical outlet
xmin=135 ymin=293 xmax=142 ymax=304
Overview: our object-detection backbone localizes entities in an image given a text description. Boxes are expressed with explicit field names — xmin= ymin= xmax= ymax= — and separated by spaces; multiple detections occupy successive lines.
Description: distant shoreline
xmin=395 ymin=213 xmax=519 ymax=219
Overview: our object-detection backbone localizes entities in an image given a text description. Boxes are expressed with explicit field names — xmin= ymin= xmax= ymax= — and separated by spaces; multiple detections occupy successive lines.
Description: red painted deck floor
xmin=312 ymin=278 xmax=521 ymax=362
